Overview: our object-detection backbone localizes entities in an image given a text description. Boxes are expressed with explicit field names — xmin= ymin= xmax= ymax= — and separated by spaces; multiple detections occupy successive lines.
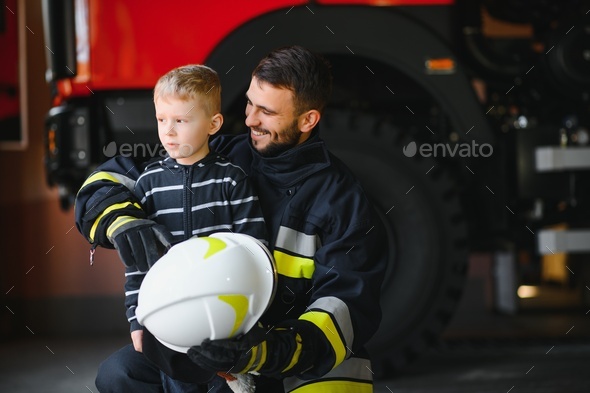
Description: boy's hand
xmin=107 ymin=217 xmax=173 ymax=271
xmin=131 ymin=329 xmax=144 ymax=353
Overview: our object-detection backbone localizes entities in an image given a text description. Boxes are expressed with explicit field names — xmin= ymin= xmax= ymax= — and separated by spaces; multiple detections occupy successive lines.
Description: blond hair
xmin=154 ymin=64 xmax=221 ymax=115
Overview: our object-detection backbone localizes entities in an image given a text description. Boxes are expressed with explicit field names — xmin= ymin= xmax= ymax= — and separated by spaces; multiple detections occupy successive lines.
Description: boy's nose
xmin=165 ymin=125 xmax=176 ymax=135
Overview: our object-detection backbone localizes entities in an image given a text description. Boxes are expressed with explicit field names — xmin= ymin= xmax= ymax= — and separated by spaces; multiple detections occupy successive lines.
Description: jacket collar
xmin=148 ymin=152 xmax=222 ymax=171
xmin=249 ymin=130 xmax=331 ymax=187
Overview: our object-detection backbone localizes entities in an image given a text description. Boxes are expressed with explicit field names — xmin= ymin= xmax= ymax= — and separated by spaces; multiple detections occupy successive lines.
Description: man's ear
xmin=209 ymin=113 xmax=224 ymax=135
xmin=299 ymin=110 xmax=321 ymax=133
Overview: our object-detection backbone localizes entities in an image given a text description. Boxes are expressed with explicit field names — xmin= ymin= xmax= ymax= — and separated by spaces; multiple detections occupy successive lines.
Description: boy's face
xmin=245 ymin=77 xmax=307 ymax=157
xmin=155 ymin=95 xmax=222 ymax=165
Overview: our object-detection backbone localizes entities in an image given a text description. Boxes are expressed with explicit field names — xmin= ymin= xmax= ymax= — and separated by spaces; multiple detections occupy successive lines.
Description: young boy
xmin=121 ymin=64 xmax=267 ymax=389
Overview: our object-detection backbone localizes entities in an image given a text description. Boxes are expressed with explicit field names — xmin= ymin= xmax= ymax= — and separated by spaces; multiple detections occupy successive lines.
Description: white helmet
xmin=135 ymin=232 xmax=276 ymax=353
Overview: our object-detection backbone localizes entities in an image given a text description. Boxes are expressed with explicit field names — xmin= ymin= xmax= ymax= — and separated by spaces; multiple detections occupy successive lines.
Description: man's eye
xmin=176 ymin=119 xmax=185 ymax=123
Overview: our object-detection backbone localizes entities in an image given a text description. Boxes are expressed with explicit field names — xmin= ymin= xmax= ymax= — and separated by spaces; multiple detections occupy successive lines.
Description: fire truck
xmin=42 ymin=0 xmax=590 ymax=376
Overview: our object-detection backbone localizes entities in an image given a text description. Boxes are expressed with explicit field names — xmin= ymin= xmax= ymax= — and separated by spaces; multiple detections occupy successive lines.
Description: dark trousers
xmin=95 ymin=344 xmax=233 ymax=393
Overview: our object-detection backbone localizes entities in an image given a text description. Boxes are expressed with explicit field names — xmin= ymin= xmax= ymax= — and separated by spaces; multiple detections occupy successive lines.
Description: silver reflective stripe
xmin=124 ymin=271 xmax=146 ymax=277
xmin=136 ymin=167 xmax=164 ymax=184
xmin=191 ymin=177 xmax=237 ymax=188
xmin=250 ymin=343 xmax=264 ymax=370
xmin=215 ymin=161 xmax=247 ymax=174
xmin=190 ymin=196 xmax=259 ymax=211
xmin=148 ymin=207 xmax=183 ymax=218
xmin=103 ymin=171 xmax=136 ymax=191
xmin=142 ymin=184 xmax=183 ymax=203
xmin=308 ymin=296 xmax=354 ymax=354
xmin=275 ymin=226 xmax=318 ymax=258
xmin=191 ymin=224 xmax=233 ymax=235
xmin=234 ymin=217 xmax=265 ymax=225
xmin=283 ymin=357 xmax=373 ymax=392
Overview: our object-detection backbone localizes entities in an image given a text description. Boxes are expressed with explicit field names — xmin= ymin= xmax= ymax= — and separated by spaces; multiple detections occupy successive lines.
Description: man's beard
xmin=253 ymin=119 xmax=302 ymax=158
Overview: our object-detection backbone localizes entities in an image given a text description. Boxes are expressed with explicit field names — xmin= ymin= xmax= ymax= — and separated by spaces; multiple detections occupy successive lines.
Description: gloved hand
xmin=188 ymin=321 xmax=315 ymax=378
xmin=107 ymin=217 xmax=173 ymax=271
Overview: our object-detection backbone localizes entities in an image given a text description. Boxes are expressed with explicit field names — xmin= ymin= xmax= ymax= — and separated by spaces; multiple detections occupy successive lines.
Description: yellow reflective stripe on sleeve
xmin=289 ymin=380 xmax=372 ymax=393
xmin=80 ymin=172 xmax=119 ymax=190
xmin=106 ymin=215 xmax=138 ymax=238
xmin=280 ymin=333 xmax=302 ymax=374
xmin=283 ymin=357 xmax=373 ymax=392
xmin=308 ymin=297 xmax=353 ymax=353
xmin=299 ymin=311 xmax=346 ymax=368
xmin=89 ymin=202 xmax=142 ymax=242
xmin=241 ymin=343 xmax=260 ymax=373
xmin=80 ymin=172 xmax=120 ymax=190
xmin=251 ymin=340 xmax=267 ymax=372
xmin=273 ymin=250 xmax=315 ymax=279
xmin=79 ymin=171 xmax=136 ymax=193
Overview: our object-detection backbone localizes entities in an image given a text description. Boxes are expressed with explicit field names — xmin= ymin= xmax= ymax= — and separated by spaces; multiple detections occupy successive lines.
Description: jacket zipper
xmin=183 ymin=166 xmax=193 ymax=240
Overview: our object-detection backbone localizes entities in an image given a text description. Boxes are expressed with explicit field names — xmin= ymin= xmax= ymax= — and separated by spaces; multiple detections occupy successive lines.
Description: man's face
xmin=245 ymin=77 xmax=305 ymax=157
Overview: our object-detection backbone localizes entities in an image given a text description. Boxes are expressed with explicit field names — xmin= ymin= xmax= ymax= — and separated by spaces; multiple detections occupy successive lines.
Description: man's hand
xmin=188 ymin=321 xmax=316 ymax=378
xmin=131 ymin=329 xmax=143 ymax=352
xmin=188 ymin=323 xmax=267 ymax=374
xmin=107 ymin=218 xmax=173 ymax=271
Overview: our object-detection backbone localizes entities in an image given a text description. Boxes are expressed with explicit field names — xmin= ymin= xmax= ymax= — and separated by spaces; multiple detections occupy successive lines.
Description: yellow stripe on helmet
xmin=217 ymin=294 xmax=249 ymax=338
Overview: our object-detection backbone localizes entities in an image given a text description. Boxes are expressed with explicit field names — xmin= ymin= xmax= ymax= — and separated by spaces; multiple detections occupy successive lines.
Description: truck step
xmin=535 ymin=146 xmax=590 ymax=172
xmin=538 ymin=229 xmax=590 ymax=254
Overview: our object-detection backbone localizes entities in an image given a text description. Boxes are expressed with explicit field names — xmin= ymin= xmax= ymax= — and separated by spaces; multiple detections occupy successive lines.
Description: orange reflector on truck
xmin=425 ymin=58 xmax=455 ymax=74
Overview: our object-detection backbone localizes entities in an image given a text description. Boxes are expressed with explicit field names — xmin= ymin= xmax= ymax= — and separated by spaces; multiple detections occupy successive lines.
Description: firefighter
xmin=76 ymin=45 xmax=387 ymax=393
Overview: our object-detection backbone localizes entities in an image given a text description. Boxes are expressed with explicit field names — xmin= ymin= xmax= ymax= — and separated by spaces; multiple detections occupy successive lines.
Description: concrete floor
xmin=2 ymin=281 xmax=589 ymax=392
xmin=0 ymin=335 xmax=124 ymax=393
xmin=375 ymin=338 xmax=590 ymax=393
xmin=2 ymin=334 xmax=589 ymax=392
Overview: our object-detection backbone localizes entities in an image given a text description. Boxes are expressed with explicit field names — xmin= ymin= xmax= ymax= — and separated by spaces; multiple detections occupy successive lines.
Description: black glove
xmin=187 ymin=321 xmax=316 ymax=378
xmin=107 ymin=218 xmax=173 ymax=271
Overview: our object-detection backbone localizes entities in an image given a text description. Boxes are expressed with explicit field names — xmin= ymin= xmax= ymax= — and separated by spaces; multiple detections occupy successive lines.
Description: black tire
xmin=320 ymin=110 xmax=469 ymax=376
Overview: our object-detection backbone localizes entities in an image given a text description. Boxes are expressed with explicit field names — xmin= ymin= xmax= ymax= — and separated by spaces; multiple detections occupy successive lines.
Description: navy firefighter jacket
xmin=74 ymin=130 xmax=387 ymax=389
xmin=211 ymin=131 xmax=387 ymax=379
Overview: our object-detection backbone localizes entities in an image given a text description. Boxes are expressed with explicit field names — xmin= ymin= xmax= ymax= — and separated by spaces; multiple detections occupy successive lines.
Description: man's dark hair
xmin=252 ymin=45 xmax=333 ymax=115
